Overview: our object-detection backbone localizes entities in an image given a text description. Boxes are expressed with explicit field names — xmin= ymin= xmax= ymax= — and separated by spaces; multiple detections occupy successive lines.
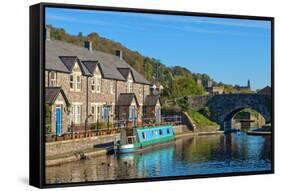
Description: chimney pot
xmin=115 ymin=50 xmax=123 ymax=59
xmin=84 ymin=41 xmax=93 ymax=51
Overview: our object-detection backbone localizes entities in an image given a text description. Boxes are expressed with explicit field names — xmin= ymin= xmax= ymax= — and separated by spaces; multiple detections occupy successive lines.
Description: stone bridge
xmin=185 ymin=94 xmax=272 ymax=131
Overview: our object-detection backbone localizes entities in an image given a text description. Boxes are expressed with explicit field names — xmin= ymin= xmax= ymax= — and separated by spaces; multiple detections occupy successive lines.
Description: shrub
xmin=91 ymin=122 xmax=114 ymax=130
xmin=198 ymin=107 xmax=211 ymax=118
xmin=45 ymin=104 xmax=52 ymax=134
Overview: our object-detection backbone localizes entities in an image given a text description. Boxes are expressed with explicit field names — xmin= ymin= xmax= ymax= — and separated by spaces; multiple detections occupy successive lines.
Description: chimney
xmin=115 ymin=50 xmax=123 ymax=59
xmin=84 ymin=41 xmax=93 ymax=51
xmin=45 ymin=26 xmax=51 ymax=41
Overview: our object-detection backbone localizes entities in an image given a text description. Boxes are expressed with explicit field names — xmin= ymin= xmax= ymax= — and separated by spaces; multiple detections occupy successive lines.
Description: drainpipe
xmin=115 ymin=80 xmax=117 ymax=109
xmin=115 ymin=80 xmax=119 ymax=125
xmin=85 ymin=76 xmax=89 ymax=137
xmin=47 ymin=71 xmax=49 ymax=87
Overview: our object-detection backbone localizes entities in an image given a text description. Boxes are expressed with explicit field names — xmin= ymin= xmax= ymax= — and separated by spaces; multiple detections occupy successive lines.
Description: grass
xmin=186 ymin=109 xmax=219 ymax=131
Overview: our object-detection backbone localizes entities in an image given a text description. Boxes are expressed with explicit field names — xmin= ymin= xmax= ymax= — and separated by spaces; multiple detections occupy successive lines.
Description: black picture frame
xmin=30 ymin=2 xmax=274 ymax=188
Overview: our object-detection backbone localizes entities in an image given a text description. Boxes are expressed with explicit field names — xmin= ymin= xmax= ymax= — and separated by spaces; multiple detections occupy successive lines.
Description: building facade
xmin=45 ymin=31 xmax=160 ymax=136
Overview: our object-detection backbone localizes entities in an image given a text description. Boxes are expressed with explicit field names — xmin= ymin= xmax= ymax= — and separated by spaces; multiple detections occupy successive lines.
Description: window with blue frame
xmin=102 ymin=106 xmax=109 ymax=120
xmin=142 ymin=132 xmax=146 ymax=139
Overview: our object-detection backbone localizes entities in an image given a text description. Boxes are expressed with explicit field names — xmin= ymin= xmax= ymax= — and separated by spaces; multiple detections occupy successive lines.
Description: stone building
xmin=45 ymin=87 xmax=70 ymax=135
xmin=206 ymin=86 xmax=225 ymax=95
xmin=233 ymin=80 xmax=251 ymax=93
xmin=45 ymin=30 xmax=159 ymax=136
xmin=257 ymin=86 xmax=271 ymax=96
xmin=143 ymin=95 xmax=161 ymax=123
xmin=116 ymin=93 xmax=139 ymax=127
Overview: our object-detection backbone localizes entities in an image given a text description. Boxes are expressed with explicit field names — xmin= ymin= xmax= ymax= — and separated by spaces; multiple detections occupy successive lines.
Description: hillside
xmin=48 ymin=26 xmax=232 ymax=99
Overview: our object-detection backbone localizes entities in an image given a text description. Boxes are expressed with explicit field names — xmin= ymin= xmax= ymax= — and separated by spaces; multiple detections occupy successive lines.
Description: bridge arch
xmin=222 ymin=107 xmax=267 ymax=131
xmin=186 ymin=94 xmax=271 ymax=131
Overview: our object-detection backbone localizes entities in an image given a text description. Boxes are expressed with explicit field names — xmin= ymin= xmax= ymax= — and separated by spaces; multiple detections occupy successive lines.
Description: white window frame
xmin=91 ymin=78 xmax=95 ymax=92
xmin=70 ymin=72 xmax=82 ymax=92
xmin=96 ymin=77 xmax=101 ymax=93
xmin=76 ymin=75 xmax=81 ymax=91
xmin=75 ymin=105 xmax=81 ymax=123
xmin=127 ymin=81 xmax=133 ymax=93
xmin=90 ymin=103 xmax=103 ymax=122
xmin=91 ymin=105 xmax=95 ymax=115
xmin=69 ymin=103 xmax=82 ymax=124
xmin=96 ymin=105 xmax=101 ymax=121
xmin=49 ymin=71 xmax=56 ymax=87
xmin=70 ymin=74 xmax=74 ymax=90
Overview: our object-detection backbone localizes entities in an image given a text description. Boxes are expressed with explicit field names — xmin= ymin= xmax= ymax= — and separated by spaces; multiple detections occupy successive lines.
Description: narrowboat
xmin=115 ymin=125 xmax=175 ymax=154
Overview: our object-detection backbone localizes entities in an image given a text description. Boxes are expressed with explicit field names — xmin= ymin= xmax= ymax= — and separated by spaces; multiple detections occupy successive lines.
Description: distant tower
xmin=247 ymin=80 xmax=251 ymax=89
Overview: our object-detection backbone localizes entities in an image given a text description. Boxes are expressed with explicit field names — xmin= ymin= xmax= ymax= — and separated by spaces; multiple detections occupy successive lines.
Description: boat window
xmin=159 ymin=129 xmax=162 ymax=135
xmin=142 ymin=132 xmax=146 ymax=139
xmin=151 ymin=131 xmax=154 ymax=136
xmin=167 ymin=128 xmax=170 ymax=134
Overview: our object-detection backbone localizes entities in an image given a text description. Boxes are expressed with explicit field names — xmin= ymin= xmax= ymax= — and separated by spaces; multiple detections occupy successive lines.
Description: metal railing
xmin=45 ymin=115 xmax=183 ymax=142
xmin=45 ymin=127 xmax=120 ymax=142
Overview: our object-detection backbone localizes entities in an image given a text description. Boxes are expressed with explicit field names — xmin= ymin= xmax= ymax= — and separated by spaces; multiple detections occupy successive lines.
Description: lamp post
xmin=84 ymin=114 xmax=93 ymax=137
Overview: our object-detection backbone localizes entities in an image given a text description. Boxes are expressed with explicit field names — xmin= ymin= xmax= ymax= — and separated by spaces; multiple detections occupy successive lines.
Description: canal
xmin=46 ymin=132 xmax=272 ymax=184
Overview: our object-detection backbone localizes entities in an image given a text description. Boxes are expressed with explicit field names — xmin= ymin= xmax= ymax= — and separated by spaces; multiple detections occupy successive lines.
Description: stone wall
xmin=186 ymin=94 xmax=271 ymax=125
xmin=46 ymin=134 xmax=120 ymax=157
xmin=117 ymin=106 xmax=130 ymax=120
xmin=50 ymin=93 xmax=69 ymax=134
xmin=45 ymin=59 xmax=152 ymax=135
xmin=57 ymin=68 xmax=88 ymax=123
xmin=173 ymin=125 xmax=189 ymax=134
xmin=186 ymin=95 xmax=212 ymax=111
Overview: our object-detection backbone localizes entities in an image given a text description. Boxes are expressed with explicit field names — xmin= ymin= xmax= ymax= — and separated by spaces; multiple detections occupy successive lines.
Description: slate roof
xmin=117 ymin=68 xmax=133 ymax=80
xmin=45 ymin=87 xmax=70 ymax=105
xmin=117 ymin=93 xmax=139 ymax=106
xmin=59 ymin=56 xmax=91 ymax=76
xmin=81 ymin=60 xmax=99 ymax=75
xmin=144 ymin=95 xmax=161 ymax=106
xmin=257 ymin=86 xmax=271 ymax=95
xmin=46 ymin=40 xmax=150 ymax=84
xmin=59 ymin=56 xmax=77 ymax=71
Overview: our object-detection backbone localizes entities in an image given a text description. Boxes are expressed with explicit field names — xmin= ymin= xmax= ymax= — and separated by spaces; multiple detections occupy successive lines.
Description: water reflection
xmin=46 ymin=133 xmax=271 ymax=184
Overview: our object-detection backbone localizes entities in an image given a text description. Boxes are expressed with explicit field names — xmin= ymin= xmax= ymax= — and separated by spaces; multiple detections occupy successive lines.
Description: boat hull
xmin=116 ymin=125 xmax=175 ymax=154
xmin=115 ymin=144 xmax=136 ymax=154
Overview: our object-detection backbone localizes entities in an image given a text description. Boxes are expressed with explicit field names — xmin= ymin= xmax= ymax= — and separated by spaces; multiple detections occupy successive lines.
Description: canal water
xmin=46 ymin=132 xmax=271 ymax=184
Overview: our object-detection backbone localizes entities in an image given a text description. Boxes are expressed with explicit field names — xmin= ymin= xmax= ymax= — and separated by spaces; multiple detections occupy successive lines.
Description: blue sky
xmin=46 ymin=8 xmax=271 ymax=90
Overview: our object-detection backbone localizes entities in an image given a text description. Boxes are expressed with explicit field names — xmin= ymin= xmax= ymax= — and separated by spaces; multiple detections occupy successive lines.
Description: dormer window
xmin=49 ymin=71 xmax=56 ymax=87
xmin=70 ymin=72 xmax=82 ymax=92
xmin=91 ymin=75 xmax=101 ymax=93
xmin=70 ymin=75 xmax=74 ymax=90
xmin=76 ymin=75 xmax=81 ymax=91
xmin=91 ymin=79 xmax=95 ymax=91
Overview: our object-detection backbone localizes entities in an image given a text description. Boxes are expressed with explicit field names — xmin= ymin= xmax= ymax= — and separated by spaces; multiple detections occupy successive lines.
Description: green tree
xmin=172 ymin=75 xmax=205 ymax=97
